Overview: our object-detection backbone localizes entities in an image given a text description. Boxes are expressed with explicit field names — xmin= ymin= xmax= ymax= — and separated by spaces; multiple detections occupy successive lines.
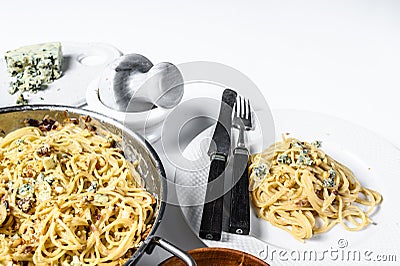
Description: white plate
xmin=175 ymin=109 xmax=400 ymax=265
xmin=0 ymin=42 xmax=121 ymax=107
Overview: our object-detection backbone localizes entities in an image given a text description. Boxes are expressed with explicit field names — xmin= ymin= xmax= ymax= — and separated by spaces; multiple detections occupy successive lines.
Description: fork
xmin=228 ymin=96 xmax=253 ymax=235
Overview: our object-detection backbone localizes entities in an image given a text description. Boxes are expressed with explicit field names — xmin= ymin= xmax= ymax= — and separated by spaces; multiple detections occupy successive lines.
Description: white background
xmin=1 ymin=0 xmax=399 ymax=146
xmin=1 ymin=0 xmax=399 ymax=265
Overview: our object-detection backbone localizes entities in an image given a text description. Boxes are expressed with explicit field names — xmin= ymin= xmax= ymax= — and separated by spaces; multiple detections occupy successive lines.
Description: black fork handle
xmin=228 ymin=147 xmax=250 ymax=235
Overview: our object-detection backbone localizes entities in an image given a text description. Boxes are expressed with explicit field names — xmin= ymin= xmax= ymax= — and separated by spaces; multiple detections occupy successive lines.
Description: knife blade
xmin=199 ymin=88 xmax=237 ymax=241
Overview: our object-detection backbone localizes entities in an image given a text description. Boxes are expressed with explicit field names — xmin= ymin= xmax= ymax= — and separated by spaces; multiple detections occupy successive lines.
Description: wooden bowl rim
xmin=161 ymin=247 xmax=269 ymax=265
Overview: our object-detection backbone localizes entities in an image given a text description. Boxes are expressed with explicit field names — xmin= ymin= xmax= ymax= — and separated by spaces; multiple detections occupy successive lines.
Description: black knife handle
xmin=199 ymin=157 xmax=226 ymax=241
xmin=221 ymin=88 xmax=237 ymax=108
xmin=228 ymin=149 xmax=250 ymax=235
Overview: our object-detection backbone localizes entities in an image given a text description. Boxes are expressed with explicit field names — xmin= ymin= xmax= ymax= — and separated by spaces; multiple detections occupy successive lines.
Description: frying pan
xmin=0 ymin=105 xmax=196 ymax=266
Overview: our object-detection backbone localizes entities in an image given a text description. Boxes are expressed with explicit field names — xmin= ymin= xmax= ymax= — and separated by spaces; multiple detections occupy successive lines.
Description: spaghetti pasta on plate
xmin=249 ymin=135 xmax=382 ymax=241
xmin=0 ymin=116 xmax=155 ymax=265
xmin=175 ymin=109 xmax=399 ymax=266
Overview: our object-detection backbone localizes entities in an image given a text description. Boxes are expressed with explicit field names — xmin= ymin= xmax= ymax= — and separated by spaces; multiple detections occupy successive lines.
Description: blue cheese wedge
xmin=4 ymin=42 xmax=63 ymax=94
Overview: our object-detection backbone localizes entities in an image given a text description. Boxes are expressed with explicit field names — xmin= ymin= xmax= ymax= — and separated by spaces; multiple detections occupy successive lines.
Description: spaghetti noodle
xmin=0 ymin=116 xmax=155 ymax=265
xmin=249 ymin=135 xmax=382 ymax=241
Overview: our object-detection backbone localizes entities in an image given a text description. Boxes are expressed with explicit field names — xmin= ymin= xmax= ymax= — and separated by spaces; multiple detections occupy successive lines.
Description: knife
xmin=199 ymin=88 xmax=237 ymax=241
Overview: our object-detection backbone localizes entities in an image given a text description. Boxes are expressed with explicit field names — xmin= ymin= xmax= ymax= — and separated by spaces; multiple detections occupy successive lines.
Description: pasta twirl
xmin=249 ymin=135 xmax=382 ymax=241
xmin=0 ymin=117 xmax=155 ymax=265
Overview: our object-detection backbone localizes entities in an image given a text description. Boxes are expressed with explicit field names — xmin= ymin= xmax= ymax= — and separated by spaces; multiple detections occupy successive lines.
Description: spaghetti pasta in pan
xmin=249 ymin=135 xmax=382 ymax=241
xmin=0 ymin=117 xmax=154 ymax=265
xmin=0 ymin=106 xmax=195 ymax=266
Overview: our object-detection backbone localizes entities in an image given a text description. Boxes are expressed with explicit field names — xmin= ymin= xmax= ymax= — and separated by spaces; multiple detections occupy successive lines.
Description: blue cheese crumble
xmin=37 ymin=173 xmax=55 ymax=185
xmin=18 ymin=184 xmax=34 ymax=197
xmin=323 ymin=169 xmax=336 ymax=188
xmin=277 ymin=154 xmax=292 ymax=165
xmin=86 ymin=181 xmax=98 ymax=193
xmin=253 ymin=163 xmax=268 ymax=177
xmin=4 ymin=42 xmax=63 ymax=95
xmin=311 ymin=140 xmax=322 ymax=148
xmin=297 ymin=149 xmax=314 ymax=166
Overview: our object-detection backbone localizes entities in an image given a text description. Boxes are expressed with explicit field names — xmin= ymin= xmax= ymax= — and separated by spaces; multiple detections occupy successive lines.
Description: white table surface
xmin=1 ymin=1 xmax=399 ymax=265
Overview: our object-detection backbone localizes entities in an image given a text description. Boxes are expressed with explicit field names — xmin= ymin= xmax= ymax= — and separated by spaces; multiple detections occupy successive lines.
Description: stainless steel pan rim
xmin=0 ymin=104 xmax=196 ymax=266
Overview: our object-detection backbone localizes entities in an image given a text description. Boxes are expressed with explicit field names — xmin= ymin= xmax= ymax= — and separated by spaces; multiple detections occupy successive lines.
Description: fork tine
xmin=243 ymin=97 xmax=248 ymax=119
xmin=235 ymin=95 xmax=252 ymax=128
xmin=234 ymin=96 xmax=239 ymax=117
xmin=237 ymin=96 xmax=241 ymax=118
xmin=246 ymin=98 xmax=250 ymax=120
xmin=236 ymin=95 xmax=241 ymax=118
xmin=240 ymin=96 xmax=245 ymax=118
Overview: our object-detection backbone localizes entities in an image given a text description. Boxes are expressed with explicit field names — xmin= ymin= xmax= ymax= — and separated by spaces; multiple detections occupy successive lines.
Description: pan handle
xmin=146 ymin=236 xmax=197 ymax=266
